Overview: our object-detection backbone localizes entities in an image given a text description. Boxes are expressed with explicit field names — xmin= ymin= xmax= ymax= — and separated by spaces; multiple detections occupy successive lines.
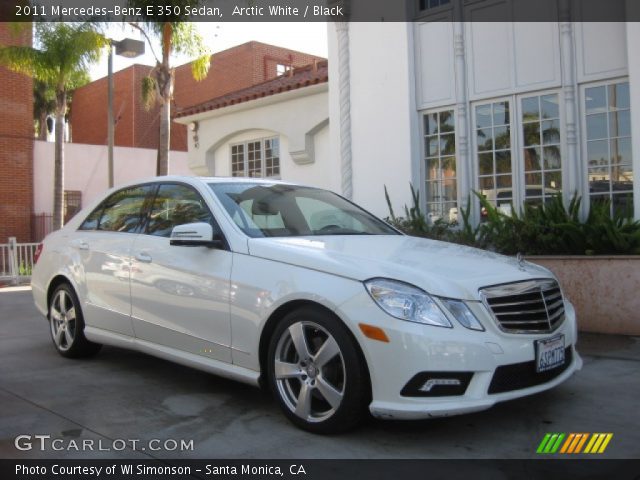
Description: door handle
xmin=135 ymin=252 xmax=152 ymax=263
xmin=72 ymin=240 xmax=89 ymax=250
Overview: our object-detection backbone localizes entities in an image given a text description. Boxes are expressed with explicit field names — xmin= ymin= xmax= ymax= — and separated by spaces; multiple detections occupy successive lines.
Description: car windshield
xmin=209 ymin=183 xmax=399 ymax=238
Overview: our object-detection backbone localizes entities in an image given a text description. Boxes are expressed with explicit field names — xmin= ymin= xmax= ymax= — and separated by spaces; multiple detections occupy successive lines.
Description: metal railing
xmin=0 ymin=237 xmax=40 ymax=286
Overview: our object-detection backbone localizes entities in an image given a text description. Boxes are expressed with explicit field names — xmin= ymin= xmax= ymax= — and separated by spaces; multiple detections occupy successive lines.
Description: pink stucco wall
xmin=33 ymin=140 xmax=194 ymax=215
xmin=529 ymin=256 xmax=640 ymax=336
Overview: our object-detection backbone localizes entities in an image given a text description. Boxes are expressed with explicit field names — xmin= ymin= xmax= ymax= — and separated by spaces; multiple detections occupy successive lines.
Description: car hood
xmin=247 ymin=235 xmax=553 ymax=301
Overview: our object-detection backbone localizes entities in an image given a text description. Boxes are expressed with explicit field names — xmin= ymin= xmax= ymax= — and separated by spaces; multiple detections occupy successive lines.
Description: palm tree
xmin=33 ymin=73 xmax=89 ymax=141
xmin=0 ymin=23 xmax=106 ymax=230
xmin=33 ymin=80 xmax=56 ymax=140
xmin=127 ymin=10 xmax=210 ymax=176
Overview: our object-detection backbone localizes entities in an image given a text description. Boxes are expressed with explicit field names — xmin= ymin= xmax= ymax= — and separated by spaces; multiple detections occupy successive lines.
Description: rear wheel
xmin=267 ymin=307 xmax=369 ymax=433
xmin=49 ymin=284 xmax=101 ymax=358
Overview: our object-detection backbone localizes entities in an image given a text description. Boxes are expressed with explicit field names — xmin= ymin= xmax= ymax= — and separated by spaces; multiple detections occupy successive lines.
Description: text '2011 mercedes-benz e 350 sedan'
xmin=31 ymin=176 xmax=582 ymax=433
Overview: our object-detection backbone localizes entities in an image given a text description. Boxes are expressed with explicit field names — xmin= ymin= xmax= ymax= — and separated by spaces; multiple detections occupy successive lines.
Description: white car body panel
xmin=31 ymin=175 xmax=582 ymax=422
xmin=77 ymin=232 xmax=137 ymax=337
xmin=129 ymin=234 xmax=233 ymax=363
xmin=228 ymin=252 xmax=365 ymax=370
xmin=247 ymin=235 xmax=553 ymax=300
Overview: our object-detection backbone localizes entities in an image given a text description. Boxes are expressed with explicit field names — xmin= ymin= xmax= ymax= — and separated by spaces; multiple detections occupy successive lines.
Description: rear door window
xmin=79 ymin=185 xmax=155 ymax=233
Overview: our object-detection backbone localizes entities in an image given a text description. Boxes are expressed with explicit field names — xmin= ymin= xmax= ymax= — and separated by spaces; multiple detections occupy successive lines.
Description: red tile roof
xmin=175 ymin=60 xmax=328 ymax=119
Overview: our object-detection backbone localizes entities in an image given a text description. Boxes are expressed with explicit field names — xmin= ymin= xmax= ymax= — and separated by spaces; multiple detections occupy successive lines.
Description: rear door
xmin=129 ymin=182 xmax=233 ymax=363
xmin=75 ymin=184 xmax=155 ymax=337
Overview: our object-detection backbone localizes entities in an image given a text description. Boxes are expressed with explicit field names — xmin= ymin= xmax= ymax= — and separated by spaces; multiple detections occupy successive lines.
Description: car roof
xmin=198 ymin=176 xmax=297 ymax=186
xmin=112 ymin=175 xmax=300 ymax=191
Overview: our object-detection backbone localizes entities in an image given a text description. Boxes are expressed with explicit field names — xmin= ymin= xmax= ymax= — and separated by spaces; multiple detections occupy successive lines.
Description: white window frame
xmin=471 ymin=89 xmax=567 ymax=218
xmin=471 ymin=96 xmax=518 ymax=216
xmin=420 ymin=105 xmax=459 ymax=223
xmin=579 ymin=77 xmax=633 ymax=217
xmin=515 ymin=89 xmax=566 ymax=207
xmin=230 ymin=136 xmax=281 ymax=179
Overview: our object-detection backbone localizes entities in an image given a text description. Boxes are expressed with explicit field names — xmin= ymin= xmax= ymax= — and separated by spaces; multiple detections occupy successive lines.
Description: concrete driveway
xmin=1 ymin=288 xmax=639 ymax=459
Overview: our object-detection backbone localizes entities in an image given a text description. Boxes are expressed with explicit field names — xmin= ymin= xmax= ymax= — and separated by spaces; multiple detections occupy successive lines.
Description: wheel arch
xmin=257 ymin=299 xmax=372 ymax=401
xmin=46 ymin=274 xmax=76 ymax=312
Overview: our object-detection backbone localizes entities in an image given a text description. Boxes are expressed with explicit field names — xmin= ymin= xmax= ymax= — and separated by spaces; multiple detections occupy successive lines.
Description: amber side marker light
xmin=359 ymin=323 xmax=390 ymax=343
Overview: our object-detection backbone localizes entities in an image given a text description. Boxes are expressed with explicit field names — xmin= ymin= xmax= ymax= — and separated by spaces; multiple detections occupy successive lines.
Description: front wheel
xmin=267 ymin=307 xmax=369 ymax=433
xmin=49 ymin=284 xmax=101 ymax=358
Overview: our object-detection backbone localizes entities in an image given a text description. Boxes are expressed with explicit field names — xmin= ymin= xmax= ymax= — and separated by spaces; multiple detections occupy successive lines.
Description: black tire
xmin=48 ymin=283 xmax=102 ymax=358
xmin=267 ymin=307 xmax=370 ymax=433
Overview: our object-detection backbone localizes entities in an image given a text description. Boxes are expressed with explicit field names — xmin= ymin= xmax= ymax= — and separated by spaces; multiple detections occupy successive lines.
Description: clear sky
xmin=90 ymin=22 xmax=328 ymax=80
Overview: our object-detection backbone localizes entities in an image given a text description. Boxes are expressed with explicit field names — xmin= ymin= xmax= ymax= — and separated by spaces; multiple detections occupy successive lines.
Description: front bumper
xmin=336 ymin=292 xmax=582 ymax=420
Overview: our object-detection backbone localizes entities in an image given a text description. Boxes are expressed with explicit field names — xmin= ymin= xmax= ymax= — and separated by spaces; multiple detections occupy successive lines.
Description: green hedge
xmin=384 ymin=185 xmax=640 ymax=255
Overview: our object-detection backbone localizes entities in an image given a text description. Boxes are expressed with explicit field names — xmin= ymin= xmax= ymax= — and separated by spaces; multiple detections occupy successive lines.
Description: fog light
xmin=401 ymin=372 xmax=473 ymax=397
xmin=419 ymin=378 xmax=461 ymax=392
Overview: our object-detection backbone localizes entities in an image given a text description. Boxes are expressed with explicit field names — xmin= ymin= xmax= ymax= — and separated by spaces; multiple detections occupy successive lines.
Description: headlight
xmin=440 ymin=299 xmax=485 ymax=331
xmin=364 ymin=278 xmax=452 ymax=328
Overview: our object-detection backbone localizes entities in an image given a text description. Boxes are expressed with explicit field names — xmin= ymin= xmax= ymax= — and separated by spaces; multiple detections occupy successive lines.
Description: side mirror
xmin=170 ymin=222 xmax=224 ymax=249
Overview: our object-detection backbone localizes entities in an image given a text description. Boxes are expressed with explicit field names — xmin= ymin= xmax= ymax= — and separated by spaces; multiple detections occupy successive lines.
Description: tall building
xmin=326 ymin=15 xmax=639 ymax=222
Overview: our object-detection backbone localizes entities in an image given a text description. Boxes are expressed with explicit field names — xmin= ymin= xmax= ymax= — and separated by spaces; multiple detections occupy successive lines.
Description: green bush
xmin=384 ymin=185 xmax=640 ymax=255
xmin=384 ymin=185 xmax=478 ymax=247
xmin=18 ymin=262 xmax=32 ymax=276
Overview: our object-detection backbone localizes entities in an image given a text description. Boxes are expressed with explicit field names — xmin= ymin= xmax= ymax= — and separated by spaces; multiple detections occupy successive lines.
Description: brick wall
xmin=0 ymin=24 xmax=33 ymax=243
xmin=71 ymin=41 xmax=324 ymax=153
xmin=70 ymin=64 xmax=152 ymax=148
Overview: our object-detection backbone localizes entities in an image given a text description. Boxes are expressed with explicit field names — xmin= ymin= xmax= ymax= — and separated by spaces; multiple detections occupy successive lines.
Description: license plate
xmin=535 ymin=335 xmax=565 ymax=373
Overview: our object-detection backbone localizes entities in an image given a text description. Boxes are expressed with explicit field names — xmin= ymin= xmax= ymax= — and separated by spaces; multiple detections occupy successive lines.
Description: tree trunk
xmin=156 ymin=23 xmax=173 ymax=177
xmin=157 ymin=97 xmax=170 ymax=175
xmin=38 ymin=112 xmax=48 ymax=141
xmin=155 ymin=65 xmax=173 ymax=176
xmin=52 ymin=91 xmax=66 ymax=230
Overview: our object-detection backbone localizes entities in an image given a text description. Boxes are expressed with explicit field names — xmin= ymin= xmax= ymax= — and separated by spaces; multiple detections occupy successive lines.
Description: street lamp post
xmin=107 ymin=38 xmax=145 ymax=188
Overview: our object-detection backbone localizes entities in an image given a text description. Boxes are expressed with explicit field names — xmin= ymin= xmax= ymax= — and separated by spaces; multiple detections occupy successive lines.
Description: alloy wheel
xmin=273 ymin=321 xmax=346 ymax=423
xmin=50 ymin=289 xmax=77 ymax=352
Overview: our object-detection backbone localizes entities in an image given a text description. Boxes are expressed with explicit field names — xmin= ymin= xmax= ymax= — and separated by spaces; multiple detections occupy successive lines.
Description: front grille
xmin=488 ymin=347 xmax=572 ymax=394
xmin=480 ymin=279 xmax=565 ymax=333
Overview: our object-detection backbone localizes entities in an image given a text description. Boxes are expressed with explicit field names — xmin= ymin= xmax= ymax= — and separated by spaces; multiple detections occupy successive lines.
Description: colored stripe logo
xmin=537 ymin=433 xmax=613 ymax=454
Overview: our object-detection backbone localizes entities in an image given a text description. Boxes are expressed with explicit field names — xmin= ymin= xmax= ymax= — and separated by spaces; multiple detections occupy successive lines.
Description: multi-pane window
xmin=231 ymin=144 xmax=245 ymax=177
xmin=585 ymin=81 xmax=634 ymax=216
xmin=247 ymin=141 xmax=262 ymax=177
xmin=419 ymin=0 xmax=450 ymax=10
xmin=424 ymin=110 xmax=457 ymax=222
xmin=476 ymin=101 xmax=513 ymax=209
xmin=521 ymin=94 xmax=562 ymax=204
xmin=265 ymin=138 xmax=280 ymax=177
xmin=231 ymin=137 xmax=280 ymax=178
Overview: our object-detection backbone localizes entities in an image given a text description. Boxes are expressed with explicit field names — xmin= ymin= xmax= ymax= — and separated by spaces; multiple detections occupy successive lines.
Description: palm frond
xmin=191 ymin=53 xmax=211 ymax=81
xmin=141 ymin=75 xmax=158 ymax=110
xmin=0 ymin=45 xmax=48 ymax=78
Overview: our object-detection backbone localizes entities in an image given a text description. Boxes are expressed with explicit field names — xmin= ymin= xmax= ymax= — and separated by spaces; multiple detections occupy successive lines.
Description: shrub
xmin=384 ymin=184 xmax=640 ymax=255
xmin=384 ymin=185 xmax=478 ymax=246
xmin=18 ymin=262 xmax=32 ymax=276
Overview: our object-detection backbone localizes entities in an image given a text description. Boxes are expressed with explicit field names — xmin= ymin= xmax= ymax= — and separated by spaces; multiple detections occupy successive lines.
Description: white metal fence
xmin=0 ymin=237 xmax=39 ymax=285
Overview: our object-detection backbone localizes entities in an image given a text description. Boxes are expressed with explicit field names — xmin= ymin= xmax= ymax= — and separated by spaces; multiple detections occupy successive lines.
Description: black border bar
xmin=1 ymin=0 xmax=639 ymax=23
xmin=3 ymin=459 xmax=640 ymax=480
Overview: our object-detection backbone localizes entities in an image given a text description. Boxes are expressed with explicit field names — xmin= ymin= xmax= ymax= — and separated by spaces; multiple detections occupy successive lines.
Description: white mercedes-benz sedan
xmin=31 ymin=176 xmax=582 ymax=433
